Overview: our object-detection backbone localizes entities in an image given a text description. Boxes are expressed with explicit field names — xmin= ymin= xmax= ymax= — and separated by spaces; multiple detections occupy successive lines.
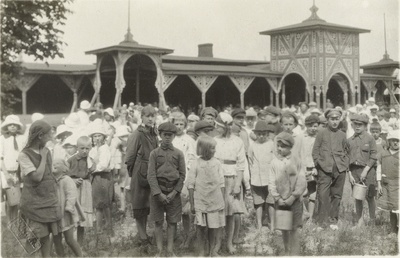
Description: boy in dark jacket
xmin=147 ymin=122 xmax=186 ymax=257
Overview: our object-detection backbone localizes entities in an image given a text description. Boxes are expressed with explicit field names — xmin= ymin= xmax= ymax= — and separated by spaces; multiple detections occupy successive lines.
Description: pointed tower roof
xmin=260 ymin=2 xmax=370 ymax=35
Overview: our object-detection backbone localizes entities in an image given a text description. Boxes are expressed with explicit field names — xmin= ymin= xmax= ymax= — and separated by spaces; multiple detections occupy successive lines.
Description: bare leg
xmin=77 ymin=226 xmax=84 ymax=244
xmin=40 ymin=236 xmax=52 ymax=257
xmin=180 ymin=214 xmax=190 ymax=248
xmin=308 ymin=200 xmax=315 ymax=221
xmin=167 ymin=223 xmax=177 ymax=254
xmin=233 ymin=214 xmax=242 ymax=244
xmin=255 ymin=205 xmax=263 ymax=229
xmin=226 ymin=215 xmax=236 ymax=254
xmin=64 ymin=228 xmax=83 ymax=257
xmin=366 ymin=197 xmax=376 ymax=221
xmin=104 ymin=207 xmax=113 ymax=235
xmin=197 ymin=226 xmax=206 ymax=256
xmin=355 ymin=200 xmax=363 ymax=223
xmin=53 ymin=234 xmax=65 ymax=257
xmin=96 ymin=209 xmax=103 ymax=233
xmin=289 ymin=229 xmax=300 ymax=255
xmin=154 ymin=220 xmax=164 ymax=254
xmin=136 ymin=216 xmax=148 ymax=240
xmin=208 ymin=228 xmax=218 ymax=256
xmin=282 ymin=231 xmax=290 ymax=255
xmin=269 ymin=205 xmax=275 ymax=231
xmin=213 ymin=227 xmax=222 ymax=254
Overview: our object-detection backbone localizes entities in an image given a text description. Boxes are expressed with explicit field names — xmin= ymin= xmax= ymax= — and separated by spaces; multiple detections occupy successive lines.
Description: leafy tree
xmin=1 ymin=0 xmax=72 ymax=116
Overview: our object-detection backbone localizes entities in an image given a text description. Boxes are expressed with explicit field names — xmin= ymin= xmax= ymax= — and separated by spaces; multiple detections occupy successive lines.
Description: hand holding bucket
xmin=352 ymin=181 xmax=367 ymax=201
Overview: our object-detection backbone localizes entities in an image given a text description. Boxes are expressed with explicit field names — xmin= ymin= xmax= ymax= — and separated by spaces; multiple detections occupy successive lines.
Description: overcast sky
xmin=25 ymin=0 xmax=399 ymax=66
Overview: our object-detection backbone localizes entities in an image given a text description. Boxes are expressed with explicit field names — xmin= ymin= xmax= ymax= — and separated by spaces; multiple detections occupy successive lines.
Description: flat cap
xmin=350 ymin=113 xmax=369 ymax=124
xmin=319 ymin=115 xmax=327 ymax=124
xmin=324 ymin=108 xmax=342 ymax=118
xmin=194 ymin=120 xmax=214 ymax=132
xmin=141 ymin=105 xmax=157 ymax=116
xmin=308 ymin=101 xmax=317 ymax=107
xmin=309 ymin=107 xmax=322 ymax=115
xmin=200 ymin=107 xmax=218 ymax=118
xmin=281 ymin=111 xmax=299 ymax=125
xmin=265 ymin=106 xmax=281 ymax=116
xmin=305 ymin=115 xmax=320 ymax=125
xmin=387 ymin=130 xmax=400 ymax=141
xmin=245 ymin=108 xmax=257 ymax=117
xmin=253 ymin=121 xmax=276 ymax=133
xmin=158 ymin=122 xmax=178 ymax=133
xmin=231 ymin=108 xmax=246 ymax=118
xmin=276 ymin=131 xmax=295 ymax=147
xmin=390 ymin=108 xmax=396 ymax=113
xmin=187 ymin=114 xmax=200 ymax=122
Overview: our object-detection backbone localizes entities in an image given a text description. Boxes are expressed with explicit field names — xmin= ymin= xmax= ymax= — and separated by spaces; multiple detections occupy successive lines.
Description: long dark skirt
xmin=92 ymin=172 xmax=114 ymax=209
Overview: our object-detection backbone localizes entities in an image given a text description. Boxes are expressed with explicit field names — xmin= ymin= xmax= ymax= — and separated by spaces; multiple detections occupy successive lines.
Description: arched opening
xmin=27 ymin=75 xmax=72 ymax=114
xmin=279 ymin=73 xmax=306 ymax=107
xmin=122 ymin=54 xmax=158 ymax=107
xmin=245 ymin=77 xmax=271 ymax=108
xmin=99 ymin=55 xmax=116 ymax=108
xmin=164 ymin=75 xmax=201 ymax=115
xmin=206 ymin=76 xmax=240 ymax=111
xmin=77 ymin=76 xmax=95 ymax=105
xmin=375 ymin=80 xmax=389 ymax=106
xmin=327 ymin=73 xmax=351 ymax=108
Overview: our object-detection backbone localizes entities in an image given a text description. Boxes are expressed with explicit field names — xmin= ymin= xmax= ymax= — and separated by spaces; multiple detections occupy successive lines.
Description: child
xmin=62 ymin=134 xmax=78 ymax=161
xmin=187 ymin=136 xmax=225 ymax=256
xmin=88 ymin=126 xmax=113 ymax=237
xmin=247 ymin=121 xmax=276 ymax=230
xmin=279 ymin=112 xmax=301 ymax=157
xmin=147 ymin=122 xmax=186 ymax=257
xmin=18 ymin=120 xmax=62 ymax=257
xmin=370 ymin=121 xmax=387 ymax=155
xmin=53 ymin=124 xmax=72 ymax=161
xmin=300 ymin=115 xmax=320 ymax=221
xmin=67 ymin=136 xmax=95 ymax=244
xmin=52 ymin=159 xmax=83 ymax=257
xmin=0 ymin=115 xmax=26 ymax=221
xmin=269 ymin=132 xmax=306 ymax=255
xmin=377 ymin=130 xmax=399 ymax=234
xmin=348 ymin=113 xmax=377 ymax=225
xmin=312 ymin=108 xmax=349 ymax=228
xmin=170 ymin=112 xmax=196 ymax=248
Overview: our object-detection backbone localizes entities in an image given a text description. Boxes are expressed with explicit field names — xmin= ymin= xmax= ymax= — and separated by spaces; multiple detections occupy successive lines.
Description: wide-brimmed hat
xmin=80 ymin=100 xmax=91 ymax=110
xmin=64 ymin=113 xmax=81 ymax=129
xmin=103 ymin=107 xmax=115 ymax=118
xmin=215 ymin=112 xmax=233 ymax=127
xmin=31 ymin=113 xmax=44 ymax=122
xmin=387 ymin=130 xmax=399 ymax=141
xmin=115 ymin=126 xmax=130 ymax=138
xmin=55 ymin=124 xmax=72 ymax=138
xmin=1 ymin=115 xmax=23 ymax=129
xmin=62 ymin=134 xmax=79 ymax=147
xmin=88 ymin=120 xmax=107 ymax=136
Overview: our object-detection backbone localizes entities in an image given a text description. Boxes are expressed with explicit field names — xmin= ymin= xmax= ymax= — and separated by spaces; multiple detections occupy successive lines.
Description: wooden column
xmin=305 ymin=87 xmax=309 ymax=103
xmin=270 ymin=87 xmax=274 ymax=106
xmin=282 ymin=83 xmax=286 ymax=108
xmin=21 ymin=90 xmax=27 ymax=115
xmin=275 ymin=91 xmax=280 ymax=108
xmin=344 ymin=91 xmax=348 ymax=109
xmin=136 ymin=69 xmax=140 ymax=104
xmin=316 ymin=88 xmax=321 ymax=109
xmin=202 ymin=92 xmax=206 ymax=108
xmin=322 ymin=90 xmax=326 ymax=110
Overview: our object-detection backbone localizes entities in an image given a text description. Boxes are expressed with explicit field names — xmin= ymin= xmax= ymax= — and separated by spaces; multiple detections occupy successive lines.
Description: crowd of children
xmin=0 ymin=97 xmax=399 ymax=257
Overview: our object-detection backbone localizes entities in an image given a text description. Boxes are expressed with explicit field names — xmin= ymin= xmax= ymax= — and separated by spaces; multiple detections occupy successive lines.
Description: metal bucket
xmin=352 ymin=182 xmax=367 ymax=201
xmin=275 ymin=210 xmax=293 ymax=231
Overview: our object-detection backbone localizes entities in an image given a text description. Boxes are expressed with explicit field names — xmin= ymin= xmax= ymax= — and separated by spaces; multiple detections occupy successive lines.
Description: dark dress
xmin=125 ymin=125 xmax=158 ymax=217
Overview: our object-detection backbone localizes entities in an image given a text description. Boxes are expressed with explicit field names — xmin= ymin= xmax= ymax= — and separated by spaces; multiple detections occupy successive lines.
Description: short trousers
xmin=251 ymin=185 xmax=274 ymax=206
xmin=133 ymin=208 xmax=150 ymax=219
xmin=27 ymin=219 xmax=61 ymax=239
xmin=195 ymin=210 xmax=225 ymax=228
xmin=150 ymin=192 xmax=182 ymax=223
xmin=350 ymin=164 xmax=377 ymax=198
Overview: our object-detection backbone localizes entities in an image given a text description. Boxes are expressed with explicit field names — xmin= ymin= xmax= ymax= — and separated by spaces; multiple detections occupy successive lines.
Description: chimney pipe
xmin=198 ymin=43 xmax=213 ymax=57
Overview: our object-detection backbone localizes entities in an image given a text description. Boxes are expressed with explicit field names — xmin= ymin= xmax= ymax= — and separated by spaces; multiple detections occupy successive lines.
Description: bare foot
xmin=227 ymin=245 xmax=236 ymax=254
xmin=233 ymin=238 xmax=244 ymax=244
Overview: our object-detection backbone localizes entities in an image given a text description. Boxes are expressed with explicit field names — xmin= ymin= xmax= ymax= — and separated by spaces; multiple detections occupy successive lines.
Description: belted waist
xmin=157 ymin=177 xmax=178 ymax=193
xmin=70 ymin=175 xmax=90 ymax=180
xmin=221 ymin=159 xmax=237 ymax=165
xmin=306 ymin=167 xmax=315 ymax=171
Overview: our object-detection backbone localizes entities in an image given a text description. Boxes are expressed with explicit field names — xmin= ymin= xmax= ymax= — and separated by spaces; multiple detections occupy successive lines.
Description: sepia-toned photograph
xmin=1 ymin=0 xmax=399 ymax=256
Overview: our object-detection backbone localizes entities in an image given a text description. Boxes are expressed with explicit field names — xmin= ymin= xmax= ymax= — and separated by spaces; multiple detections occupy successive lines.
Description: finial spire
xmin=120 ymin=0 xmax=138 ymax=45
xmin=303 ymin=0 xmax=325 ymax=23
xmin=381 ymin=13 xmax=391 ymax=61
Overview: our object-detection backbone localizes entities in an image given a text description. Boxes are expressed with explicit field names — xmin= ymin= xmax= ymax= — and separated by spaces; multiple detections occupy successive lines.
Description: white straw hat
xmin=31 ymin=113 xmax=44 ymax=122
xmin=55 ymin=124 xmax=72 ymax=138
xmin=1 ymin=115 xmax=23 ymax=129
xmin=80 ymin=100 xmax=91 ymax=110
xmin=64 ymin=113 xmax=81 ymax=129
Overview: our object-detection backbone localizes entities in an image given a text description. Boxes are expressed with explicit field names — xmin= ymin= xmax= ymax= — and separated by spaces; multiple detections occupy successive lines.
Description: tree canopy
xmin=1 ymin=0 xmax=72 ymax=116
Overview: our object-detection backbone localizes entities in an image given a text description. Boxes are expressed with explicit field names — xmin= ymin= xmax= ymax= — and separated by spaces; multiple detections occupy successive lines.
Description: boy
xmin=147 ymin=122 xmax=186 ymax=257
xmin=312 ymin=108 xmax=349 ymax=228
xmin=269 ymin=132 xmax=306 ymax=255
xmin=300 ymin=115 xmax=320 ymax=221
xmin=248 ymin=121 xmax=276 ymax=230
xmin=67 ymin=136 xmax=96 ymax=243
xmin=370 ymin=121 xmax=387 ymax=155
xmin=347 ymin=114 xmax=377 ymax=226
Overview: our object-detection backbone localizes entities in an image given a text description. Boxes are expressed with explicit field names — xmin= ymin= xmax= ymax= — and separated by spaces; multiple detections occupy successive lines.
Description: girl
xmin=53 ymin=124 xmax=72 ymax=161
xmin=1 ymin=115 xmax=26 ymax=221
xmin=377 ymin=130 xmax=399 ymax=234
xmin=171 ymin=111 xmax=196 ymax=247
xmin=88 ymin=125 xmax=113 ymax=237
xmin=213 ymin=112 xmax=246 ymax=254
xmin=125 ymin=105 xmax=158 ymax=245
xmin=18 ymin=120 xmax=62 ymax=257
xmin=188 ymin=136 xmax=225 ymax=257
xmin=52 ymin=159 xmax=83 ymax=257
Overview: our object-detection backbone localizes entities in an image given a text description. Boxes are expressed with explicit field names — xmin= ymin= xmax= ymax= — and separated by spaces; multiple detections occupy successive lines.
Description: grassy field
xmin=1 ymin=177 xmax=398 ymax=257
